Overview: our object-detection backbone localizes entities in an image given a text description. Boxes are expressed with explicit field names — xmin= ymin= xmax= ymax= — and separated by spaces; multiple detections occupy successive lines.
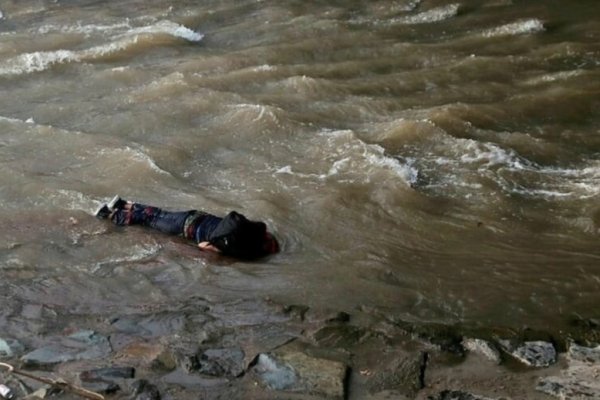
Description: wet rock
xmin=428 ymin=390 xmax=500 ymax=400
xmin=110 ymin=313 xmax=186 ymax=338
xmin=21 ymin=330 xmax=111 ymax=368
xmin=252 ymin=354 xmax=296 ymax=390
xmin=80 ymin=381 xmax=120 ymax=395
xmin=368 ymin=351 xmax=427 ymax=398
xmin=173 ymin=352 xmax=199 ymax=373
xmin=501 ymin=340 xmax=556 ymax=367
xmin=410 ymin=324 xmax=464 ymax=355
xmin=131 ymin=379 xmax=160 ymax=400
xmin=222 ymin=323 xmax=299 ymax=367
xmin=116 ymin=341 xmax=170 ymax=368
xmin=197 ymin=347 xmax=245 ymax=378
xmin=283 ymin=305 xmax=309 ymax=321
xmin=150 ymin=348 xmax=178 ymax=372
xmin=461 ymin=338 xmax=501 ymax=364
xmin=162 ymin=369 xmax=228 ymax=389
xmin=536 ymin=377 xmax=600 ymax=400
xmin=568 ymin=342 xmax=600 ymax=364
xmin=313 ymin=324 xmax=367 ymax=348
xmin=0 ymin=337 xmax=25 ymax=358
xmin=536 ymin=342 xmax=600 ymax=399
xmin=78 ymin=368 xmax=131 ymax=395
xmin=252 ymin=350 xmax=348 ymax=399
xmin=108 ymin=333 xmax=138 ymax=352
xmin=304 ymin=309 xmax=351 ymax=324
xmin=80 ymin=366 xmax=135 ymax=381
xmin=24 ymin=387 xmax=51 ymax=399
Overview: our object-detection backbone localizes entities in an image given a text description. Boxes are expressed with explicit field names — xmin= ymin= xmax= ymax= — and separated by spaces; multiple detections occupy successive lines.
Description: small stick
xmin=0 ymin=362 xmax=105 ymax=400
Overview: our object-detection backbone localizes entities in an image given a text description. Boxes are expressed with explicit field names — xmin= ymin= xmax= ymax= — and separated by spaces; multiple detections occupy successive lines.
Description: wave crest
xmin=0 ymin=20 xmax=203 ymax=76
xmin=482 ymin=19 xmax=545 ymax=38
xmin=391 ymin=4 xmax=460 ymax=25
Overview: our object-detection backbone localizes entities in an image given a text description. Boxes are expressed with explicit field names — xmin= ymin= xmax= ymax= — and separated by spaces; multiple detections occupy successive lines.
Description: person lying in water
xmin=95 ymin=195 xmax=279 ymax=260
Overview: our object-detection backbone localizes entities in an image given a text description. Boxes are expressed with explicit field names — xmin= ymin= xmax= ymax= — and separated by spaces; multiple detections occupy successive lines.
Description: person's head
xmin=208 ymin=211 xmax=280 ymax=260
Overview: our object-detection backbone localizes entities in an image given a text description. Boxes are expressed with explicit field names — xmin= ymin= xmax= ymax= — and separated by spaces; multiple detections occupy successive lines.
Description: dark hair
xmin=208 ymin=211 xmax=273 ymax=259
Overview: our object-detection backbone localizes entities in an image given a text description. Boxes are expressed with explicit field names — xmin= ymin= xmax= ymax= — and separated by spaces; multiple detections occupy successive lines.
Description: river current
xmin=0 ymin=0 xmax=598 ymax=336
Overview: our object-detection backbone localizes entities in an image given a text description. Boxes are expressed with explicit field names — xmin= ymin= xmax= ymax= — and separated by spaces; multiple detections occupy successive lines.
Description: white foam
xmin=275 ymin=166 xmax=293 ymax=174
xmin=459 ymin=140 xmax=531 ymax=169
xmin=391 ymin=4 xmax=460 ymax=25
xmin=0 ymin=20 xmax=203 ymax=76
xmin=524 ymin=70 xmax=583 ymax=85
xmin=99 ymin=147 xmax=172 ymax=176
xmin=321 ymin=130 xmax=418 ymax=186
xmin=254 ymin=64 xmax=276 ymax=72
xmin=482 ymin=19 xmax=544 ymax=38
xmin=0 ymin=49 xmax=79 ymax=75
xmin=0 ymin=10 xmax=4 ymax=20
xmin=36 ymin=21 xmax=132 ymax=36
xmin=124 ymin=20 xmax=203 ymax=42
xmin=228 ymin=103 xmax=282 ymax=125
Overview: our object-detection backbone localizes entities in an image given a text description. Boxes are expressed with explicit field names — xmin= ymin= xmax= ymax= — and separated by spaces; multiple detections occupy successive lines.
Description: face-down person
xmin=96 ymin=195 xmax=279 ymax=260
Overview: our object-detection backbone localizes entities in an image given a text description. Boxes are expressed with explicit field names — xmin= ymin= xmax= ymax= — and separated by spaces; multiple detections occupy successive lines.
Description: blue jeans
xmin=111 ymin=203 xmax=195 ymax=236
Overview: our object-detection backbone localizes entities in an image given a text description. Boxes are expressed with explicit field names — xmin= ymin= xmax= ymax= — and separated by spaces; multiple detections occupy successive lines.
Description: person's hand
xmin=198 ymin=241 xmax=221 ymax=253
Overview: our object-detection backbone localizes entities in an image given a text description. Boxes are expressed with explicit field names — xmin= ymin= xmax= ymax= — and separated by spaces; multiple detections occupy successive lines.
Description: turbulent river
xmin=0 ymin=0 xmax=598 ymax=336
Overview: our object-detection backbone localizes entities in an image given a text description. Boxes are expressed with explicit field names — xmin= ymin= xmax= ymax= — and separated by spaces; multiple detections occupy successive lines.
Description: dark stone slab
xmin=20 ymin=330 xmax=111 ymax=368
xmin=80 ymin=366 xmax=135 ymax=381
xmin=162 ymin=369 xmax=228 ymax=389
xmin=428 ymin=390 xmax=500 ymax=400
xmin=197 ymin=347 xmax=245 ymax=378
xmin=131 ymin=379 xmax=161 ymax=400
xmin=499 ymin=340 xmax=556 ymax=367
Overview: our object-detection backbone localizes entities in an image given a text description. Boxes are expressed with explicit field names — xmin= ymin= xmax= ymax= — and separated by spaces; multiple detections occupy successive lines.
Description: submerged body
xmin=97 ymin=196 xmax=279 ymax=260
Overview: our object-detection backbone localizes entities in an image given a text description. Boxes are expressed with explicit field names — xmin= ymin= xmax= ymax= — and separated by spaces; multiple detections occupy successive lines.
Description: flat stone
xmin=197 ymin=347 xmax=245 ymax=378
xmin=253 ymin=350 xmax=347 ymax=399
xmin=368 ymin=351 xmax=427 ymax=397
xmin=21 ymin=304 xmax=44 ymax=319
xmin=462 ymin=338 xmax=501 ymax=364
xmin=151 ymin=348 xmax=178 ymax=372
xmin=568 ymin=343 xmax=600 ymax=364
xmin=313 ymin=324 xmax=366 ymax=348
xmin=162 ymin=369 xmax=228 ymax=389
xmin=0 ymin=337 xmax=25 ymax=358
xmin=80 ymin=366 xmax=135 ymax=382
xmin=428 ymin=390 xmax=500 ymax=400
xmin=536 ymin=343 xmax=600 ymax=399
xmin=21 ymin=330 xmax=111 ymax=367
xmin=110 ymin=313 xmax=186 ymax=338
xmin=537 ymin=377 xmax=600 ymax=400
xmin=131 ymin=379 xmax=161 ymax=400
xmin=506 ymin=341 xmax=556 ymax=367
xmin=115 ymin=341 xmax=165 ymax=366
xmin=80 ymin=381 xmax=120 ymax=395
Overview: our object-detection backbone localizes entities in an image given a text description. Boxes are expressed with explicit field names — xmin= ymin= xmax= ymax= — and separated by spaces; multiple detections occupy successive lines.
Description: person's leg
xmin=111 ymin=202 xmax=194 ymax=236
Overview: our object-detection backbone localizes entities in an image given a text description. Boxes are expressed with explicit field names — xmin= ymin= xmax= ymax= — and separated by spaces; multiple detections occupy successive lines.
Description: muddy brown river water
xmin=0 ymin=0 xmax=599 ymax=343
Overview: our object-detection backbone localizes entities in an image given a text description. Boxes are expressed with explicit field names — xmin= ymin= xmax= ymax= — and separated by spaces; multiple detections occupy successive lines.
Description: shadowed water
xmin=0 ymin=0 xmax=599 ymax=335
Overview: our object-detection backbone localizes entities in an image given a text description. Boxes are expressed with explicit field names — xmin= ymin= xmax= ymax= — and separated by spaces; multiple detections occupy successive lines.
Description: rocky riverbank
xmin=1 ymin=296 xmax=599 ymax=400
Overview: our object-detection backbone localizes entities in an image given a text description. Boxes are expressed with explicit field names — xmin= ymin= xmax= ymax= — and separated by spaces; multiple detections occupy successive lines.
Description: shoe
xmin=95 ymin=203 xmax=111 ymax=219
xmin=107 ymin=195 xmax=126 ymax=211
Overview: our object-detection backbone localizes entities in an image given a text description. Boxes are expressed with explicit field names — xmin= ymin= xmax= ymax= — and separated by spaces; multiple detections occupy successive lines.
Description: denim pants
xmin=111 ymin=203 xmax=195 ymax=236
